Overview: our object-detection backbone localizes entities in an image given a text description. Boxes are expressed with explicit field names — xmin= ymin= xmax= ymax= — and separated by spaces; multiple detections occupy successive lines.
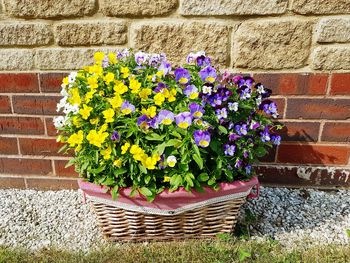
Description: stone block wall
xmin=0 ymin=0 xmax=349 ymax=189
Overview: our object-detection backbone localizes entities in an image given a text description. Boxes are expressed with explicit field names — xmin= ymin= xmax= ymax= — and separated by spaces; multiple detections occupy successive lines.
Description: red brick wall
xmin=0 ymin=72 xmax=349 ymax=190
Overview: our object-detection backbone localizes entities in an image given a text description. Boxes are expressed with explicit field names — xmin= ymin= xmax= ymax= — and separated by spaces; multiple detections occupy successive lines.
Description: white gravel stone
xmin=0 ymin=187 xmax=349 ymax=251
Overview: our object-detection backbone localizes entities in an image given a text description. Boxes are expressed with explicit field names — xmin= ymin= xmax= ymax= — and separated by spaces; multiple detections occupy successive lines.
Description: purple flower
xmin=175 ymin=112 xmax=192 ymax=129
xmin=250 ymin=121 xmax=260 ymax=130
xmin=232 ymin=75 xmax=243 ymax=84
xmin=228 ymin=102 xmax=238 ymax=112
xmin=196 ymin=55 xmax=211 ymax=67
xmin=134 ymin=51 xmax=148 ymax=65
xmin=260 ymin=127 xmax=271 ymax=142
xmin=117 ymin=48 xmax=130 ymax=59
xmin=271 ymin=135 xmax=281 ymax=145
xmin=189 ymin=103 xmax=204 ymax=118
xmin=154 ymin=82 xmax=168 ymax=93
xmin=149 ymin=53 xmax=161 ymax=67
xmin=243 ymin=151 xmax=249 ymax=158
xmin=237 ymin=77 xmax=254 ymax=88
xmin=158 ymin=61 xmax=172 ymax=76
xmin=184 ymin=85 xmax=199 ymax=99
xmin=199 ymin=66 xmax=217 ymax=83
xmin=245 ymin=164 xmax=252 ymax=174
xmin=216 ymin=108 xmax=227 ymax=120
xmin=121 ymin=101 xmax=135 ymax=115
xmin=235 ymin=159 xmax=242 ymax=168
xmin=208 ymin=94 xmax=223 ymax=107
xmin=137 ymin=115 xmax=150 ymax=129
xmin=255 ymin=83 xmax=265 ymax=94
xmin=235 ymin=124 xmax=248 ymax=136
xmin=193 ymin=130 xmax=211 ymax=148
xmin=186 ymin=52 xmax=196 ymax=64
xmin=262 ymin=102 xmax=278 ymax=115
xmin=174 ymin=68 xmax=190 ymax=85
xmin=149 ymin=117 xmax=158 ymax=129
xmin=157 ymin=110 xmax=174 ymax=125
xmin=158 ymin=155 xmax=166 ymax=169
xmin=111 ymin=131 xmax=120 ymax=142
xmin=229 ymin=133 xmax=240 ymax=141
xmin=240 ymin=87 xmax=251 ymax=100
xmin=224 ymin=144 xmax=236 ymax=156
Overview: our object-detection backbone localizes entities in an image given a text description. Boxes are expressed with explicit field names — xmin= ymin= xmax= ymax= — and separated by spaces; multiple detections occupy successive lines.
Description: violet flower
xmin=193 ymin=130 xmax=211 ymax=148
xmin=235 ymin=124 xmax=248 ymax=136
xmin=111 ymin=131 xmax=120 ymax=142
xmin=184 ymin=85 xmax=199 ymax=99
xmin=189 ymin=103 xmax=204 ymax=118
xmin=174 ymin=68 xmax=190 ymax=85
xmin=199 ymin=66 xmax=217 ymax=83
xmin=228 ymin=102 xmax=239 ymax=112
xmin=216 ymin=108 xmax=228 ymax=120
xmin=175 ymin=112 xmax=192 ymax=129
xmin=158 ymin=61 xmax=171 ymax=75
xmin=271 ymin=135 xmax=281 ymax=145
xmin=224 ymin=144 xmax=236 ymax=156
xmin=157 ymin=110 xmax=174 ymax=125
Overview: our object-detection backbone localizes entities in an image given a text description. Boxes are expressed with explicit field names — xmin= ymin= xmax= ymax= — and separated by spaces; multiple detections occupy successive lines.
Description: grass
xmin=1 ymin=238 xmax=350 ymax=263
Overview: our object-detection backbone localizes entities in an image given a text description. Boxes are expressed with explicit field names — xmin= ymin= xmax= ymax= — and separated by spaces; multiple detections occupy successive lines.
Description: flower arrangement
xmin=55 ymin=50 xmax=281 ymax=201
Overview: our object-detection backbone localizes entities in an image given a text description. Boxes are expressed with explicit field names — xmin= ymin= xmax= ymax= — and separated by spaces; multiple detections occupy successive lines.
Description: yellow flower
xmin=163 ymin=176 xmax=171 ymax=182
xmin=130 ymin=145 xmax=146 ymax=161
xmin=154 ymin=93 xmax=165 ymax=106
xmin=120 ymin=67 xmax=129 ymax=78
xmin=166 ymin=155 xmax=177 ymax=167
xmin=87 ymin=75 xmax=99 ymax=89
xmin=72 ymin=116 xmax=82 ymax=127
xmin=113 ymin=159 xmax=122 ymax=167
xmin=113 ymin=81 xmax=128 ymax=95
xmin=108 ymin=52 xmax=117 ymax=64
xmin=103 ymin=72 xmax=115 ymax=84
xmin=156 ymin=70 xmax=164 ymax=78
xmin=79 ymin=104 xmax=93 ymax=120
xmin=88 ymin=64 xmax=103 ymax=75
xmin=101 ymin=146 xmax=112 ymax=160
xmin=121 ymin=142 xmax=130 ymax=154
xmin=100 ymin=123 xmax=108 ymax=132
xmin=62 ymin=77 xmax=69 ymax=86
xmin=103 ymin=108 xmax=115 ymax=123
xmin=90 ymin=118 xmax=99 ymax=125
xmin=85 ymin=89 xmax=96 ymax=103
xmin=129 ymin=78 xmax=141 ymax=94
xmin=108 ymin=95 xmax=123 ymax=109
xmin=141 ymin=154 xmax=160 ymax=170
xmin=69 ymin=88 xmax=81 ymax=105
xmin=86 ymin=129 xmax=108 ymax=148
xmin=141 ymin=106 xmax=157 ymax=118
xmin=139 ymin=88 xmax=152 ymax=99
xmin=67 ymin=130 xmax=84 ymax=147
xmin=189 ymin=92 xmax=199 ymax=100
xmin=94 ymin=52 xmax=105 ymax=62
xmin=167 ymin=89 xmax=177 ymax=102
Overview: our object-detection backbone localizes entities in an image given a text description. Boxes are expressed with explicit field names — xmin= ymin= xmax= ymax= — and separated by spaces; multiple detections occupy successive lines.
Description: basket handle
xmin=247 ymin=182 xmax=260 ymax=199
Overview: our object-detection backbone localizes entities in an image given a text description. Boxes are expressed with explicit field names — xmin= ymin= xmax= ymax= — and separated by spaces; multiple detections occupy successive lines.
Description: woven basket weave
xmin=79 ymin=178 xmax=258 ymax=242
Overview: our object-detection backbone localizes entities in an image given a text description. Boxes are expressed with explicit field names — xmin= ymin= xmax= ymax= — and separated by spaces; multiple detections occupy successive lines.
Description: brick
xmin=0 ymin=96 xmax=11 ymax=113
xmin=3 ymin=0 xmax=96 ymax=18
xmin=257 ymin=165 xmax=350 ymax=188
xmin=330 ymin=74 xmax=350 ymax=95
xmin=0 ymin=22 xmax=53 ymax=46
xmin=234 ymin=20 xmax=312 ymax=69
xmin=0 ymin=73 xmax=39 ymax=93
xmin=253 ymin=73 xmax=328 ymax=95
xmin=55 ymin=21 xmax=127 ymax=46
xmin=45 ymin=118 xmax=57 ymax=136
xmin=101 ymin=0 xmax=177 ymax=16
xmin=322 ymin=123 xmax=350 ymax=143
xmin=0 ymin=137 xmax=18 ymax=154
xmin=55 ymin=160 xmax=79 ymax=177
xmin=286 ymin=99 xmax=350 ymax=120
xmin=277 ymin=144 xmax=350 ymax=165
xmin=0 ymin=49 xmax=34 ymax=70
xmin=0 ymin=117 xmax=45 ymax=135
xmin=13 ymin=95 xmax=61 ymax=115
xmin=40 ymin=73 xmax=68 ymax=93
xmin=258 ymin=146 xmax=276 ymax=163
xmin=180 ymin=0 xmax=287 ymax=16
xmin=316 ymin=18 xmax=350 ymax=43
xmin=19 ymin=138 xmax=67 ymax=157
xmin=26 ymin=178 xmax=78 ymax=190
xmin=292 ymin=0 xmax=350 ymax=15
xmin=0 ymin=176 xmax=26 ymax=189
xmin=279 ymin=122 xmax=320 ymax=142
xmin=312 ymin=46 xmax=350 ymax=70
xmin=0 ymin=158 xmax=52 ymax=175
xmin=132 ymin=22 xmax=229 ymax=66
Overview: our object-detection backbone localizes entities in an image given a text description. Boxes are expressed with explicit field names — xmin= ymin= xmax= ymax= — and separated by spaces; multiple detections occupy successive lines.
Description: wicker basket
xmin=79 ymin=177 xmax=259 ymax=242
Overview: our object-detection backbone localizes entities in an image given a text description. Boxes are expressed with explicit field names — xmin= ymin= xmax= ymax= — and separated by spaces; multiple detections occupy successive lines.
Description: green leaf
xmin=209 ymin=140 xmax=221 ymax=154
xmin=138 ymin=164 xmax=147 ymax=174
xmin=103 ymin=177 xmax=114 ymax=186
xmin=346 ymin=229 xmax=350 ymax=238
xmin=89 ymin=165 xmax=105 ymax=174
xmin=185 ymin=173 xmax=194 ymax=187
xmin=238 ymin=248 xmax=251 ymax=262
xmin=140 ymin=187 xmax=153 ymax=197
xmin=193 ymin=144 xmax=200 ymax=157
xmin=198 ymin=173 xmax=209 ymax=182
xmin=114 ymin=168 xmax=127 ymax=176
xmin=170 ymin=174 xmax=183 ymax=187
xmin=170 ymin=131 xmax=182 ymax=139
xmin=156 ymin=143 xmax=166 ymax=155
xmin=256 ymin=146 xmax=268 ymax=157
xmin=145 ymin=133 xmax=165 ymax=141
xmin=111 ymin=186 xmax=119 ymax=200
xmin=58 ymin=144 xmax=69 ymax=154
xmin=193 ymin=154 xmax=203 ymax=170
xmin=165 ymin=139 xmax=182 ymax=148
xmin=64 ymin=159 xmax=75 ymax=168
xmin=208 ymin=177 xmax=216 ymax=186
xmin=144 ymin=175 xmax=151 ymax=184
xmin=218 ymin=125 xmax=228 ymax=134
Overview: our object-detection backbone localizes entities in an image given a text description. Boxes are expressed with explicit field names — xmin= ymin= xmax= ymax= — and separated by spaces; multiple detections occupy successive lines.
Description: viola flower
xmin=166 ymin=155 xmax=177 ymax=167
xmin=175 ymin=112 xmax=192 ymax=129
xmin=255 ymin=83 xmax=265 ymax=94
xmin=158 ymin=61 xmax=171 ymax=76
xmin=224 ymin=144 xmax=236 ymax=156
xmin=193 ymin=130 xmax=211 ymax=148
xmin=199 ymin=66 xmax=217 ymax=83
xmin=102 ymin=108 xmax=115 ymax=123
xmin=148 ymin=53 xmax=161 ymax=67
xmin=189 ymin=103 xmax=204 ymax=118
xmin=158 ymin=155 xmax=166 ymax=169
xmin=260 ymin=127 xmax=271 ymax=142
xmin=157 ymin=110 xmax=174 ymax=125
xmin=134 ymin=51 xmax=148 ymax=65
xmin=121 ymin=101 xmax=135 ymax=115
xmin=245 ymin=164 xmax=252 ymax=174
xmin=232 ymin=75 xmax=243 ymax=84
xmin=229 ymin=133 xmax=240 ymax=142
xmin=154 ymin=82 xmax=168 ymax=93
xmin=137 ymin=114 xmax=150 ymax=129
xmin=235 ymin=159 xmax=242 ymax=169
xmin=184 ymin=85 xmax=199 ymax=99
xmin=111 ymin=131 xmax=120 ymax=142
xmin=149 ymin=117 xmax=159 ymax=129
xmin=235 ymin=124 xmax=248 ymax=136
xmin=262 ymin=102 xmax=278 ymax=116
xmin=186 ymin=52 xmax=196 ymax=64
xmin=209 ymin=94 xmax=223 ymax=107
xmin=250 ymin=120 xmax=260 ymax=130
xmin=216 ymin=108 xmax=227 ymax=120
xmin=240 ymin=87 xmax=251 ymax=100
xmin=243 ymin=151 xmax=249 ymax=158
xmin=271 ymin=135 xmax=281 ymax=145
xmin=174 ymin=68 xmax=190 ymax=84
xmin=217 ymin=87 xmax=232 ymax=101
xmin=196 ymin=55 xmax=211 ymax=67
xmin=237 ymin=76 xmax=254 ymax=88
xmin=202 ymin=85 xmax=212 ymax=95
xmin=256 ymin=96 xmax=262 ymax=106
xmin=228 ymin=102 xmax=239 ymax=112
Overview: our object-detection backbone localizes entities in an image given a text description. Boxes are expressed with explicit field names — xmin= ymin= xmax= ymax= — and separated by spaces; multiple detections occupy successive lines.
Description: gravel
xmin=0 ymin=187 xmax=349 ymax=251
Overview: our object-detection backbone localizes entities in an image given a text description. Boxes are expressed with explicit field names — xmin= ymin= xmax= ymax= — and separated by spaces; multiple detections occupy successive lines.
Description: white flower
xmin=134 ymin=51 xmax=149 ymax=65
xmin=256 ymin=96 xmax=262 ymax=106
xmin=195 ymin=51 xmax=206 ymax=57
xmin=257 ymin=84 xmax=265 ymax=94
xmin=68 ymin=72 xmax=77 ymax=83
xmin=53 ymin=116 xmax=67 ymax=129
xmin=166 ymin=155 xmax=177 ymax=167
xmin=60 ymin=87 xmax=69 ymax=97
xmin=63 ymin=104 xmax=79 ymax=115
xmin=228 ymin=102 xmax=239 ymax=112
xmin=57 ymin=97 xmax=68 ymax=112
xmin=202 ymin=85 xmax=212 ymax=95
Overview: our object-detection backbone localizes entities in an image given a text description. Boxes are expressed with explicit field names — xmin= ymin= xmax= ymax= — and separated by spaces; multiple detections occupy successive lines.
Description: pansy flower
xmin=175 ymin=112 xmax=192 ymax=129
xmin=158 ymin=61 xmax=171 ymax=76
xmin=157 ymin=110 xmax=174 ymax=125
xmin=199 ymin=66 xmax=217 ymax=83
xmin=202 ymin=84 xmax=212 ymax=95
xmin=250 ymin=120 xmax=260 ymax=130
xmin=121 ymin=101 xmax=135 ymax=115
xmin=224 ymin=144 xmax=236 ymax=156
xmin=184 ymin=85 xmax=199 ymax=99
xmin=196 ymin=55 xmax=211 ymax=67
xmin=235 ymin=159 xmax=242 ymax=168
xmin=229 ymin=133 xmax=240 ymax=141
xmin=271 ymin=135 xmax=281 ymax=145
xmin=148 ymin=53 xmax=161 ymax=67
xmin=111 ymin=131 xmax=120 ymax=142
xmin=237 ymin=76 xmax=254 ymax=88
xmin=239 ymin=87 xmax=251 ymax=100
xmin=260 ymin=127 xmax=271 ymax=142
xmin=189 ymin=103 xmax=204 ymax=118
xmin=228 ymin=102 xmax=239 ymax=112
xmin=186 ymin=52 xmax=196 ymax=64
xmin=174 ymin=68 xmax=190 ymax=84
xmin=193 ymin=130 xmax=211 ymax=148
xmin=137 ymin=115 xmax=150 ymax=129
xmin=235 ymin=124 xmax=248 ymax=136
xmin=262 ymin=101 xmax=278 ymax=116
xmin=216 ymin=108 xmax=227 ymax=120
xmin=134 ymin=51 xmax=148 ymax=65
xmin=245 ymin=164 xmax=252 ymax=174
